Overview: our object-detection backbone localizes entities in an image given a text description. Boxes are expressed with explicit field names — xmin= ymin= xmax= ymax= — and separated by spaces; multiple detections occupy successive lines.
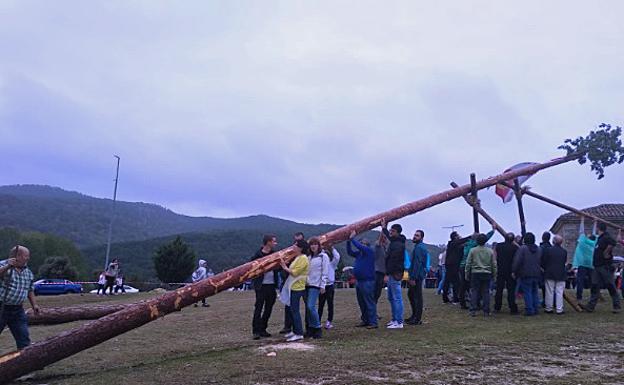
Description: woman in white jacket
xmin=305 ymin=237 xmax=330 ymax=339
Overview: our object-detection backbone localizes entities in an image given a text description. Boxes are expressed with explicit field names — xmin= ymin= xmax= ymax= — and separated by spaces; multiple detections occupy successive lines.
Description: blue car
xmin=33 ymin=279 xmax=83 ymax=295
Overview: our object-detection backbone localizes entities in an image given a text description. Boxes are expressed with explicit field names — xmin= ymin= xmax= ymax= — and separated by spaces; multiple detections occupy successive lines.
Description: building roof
xmin=550 ymin=203 xmax=624 ymax=233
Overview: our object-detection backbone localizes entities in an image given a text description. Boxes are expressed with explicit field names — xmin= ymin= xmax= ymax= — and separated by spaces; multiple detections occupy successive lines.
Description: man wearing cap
xmin=0 ymin=245 xmax=40 ymax=350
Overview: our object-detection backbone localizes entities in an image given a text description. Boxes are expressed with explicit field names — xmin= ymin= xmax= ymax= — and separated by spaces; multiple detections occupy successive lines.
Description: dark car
xmin=33 ymin=279 xmax=82 ymax=295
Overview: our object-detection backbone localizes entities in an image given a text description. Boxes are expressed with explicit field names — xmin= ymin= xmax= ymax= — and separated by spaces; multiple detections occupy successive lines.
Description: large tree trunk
xmin=26 ymin=304 xmax=128 ymax=325
xmin=0 ymin=154 xmax=580 ymax=384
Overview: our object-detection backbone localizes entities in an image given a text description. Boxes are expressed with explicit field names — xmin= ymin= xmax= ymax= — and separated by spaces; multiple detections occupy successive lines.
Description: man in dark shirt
xmin=251 ymin=234 xmax=280 ymax=339
xmin=381 ymin=218 xmax=406 ymax=329
xmin=494 ymin=233 xmax=519 ymax=314
xmin=581 ymin=223 xmax=621 ymax=313
xmin=443 ymin=232 xmax=470 ymax=304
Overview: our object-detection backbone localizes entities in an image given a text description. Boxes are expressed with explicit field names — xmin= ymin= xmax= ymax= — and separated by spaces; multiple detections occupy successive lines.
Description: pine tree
xmin=153 ymin=236 xmax=196 ymax=284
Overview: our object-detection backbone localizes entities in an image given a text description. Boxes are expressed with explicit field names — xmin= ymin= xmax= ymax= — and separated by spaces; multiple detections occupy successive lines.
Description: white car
xmin=90 ymin=285 xmax=139 ymax=294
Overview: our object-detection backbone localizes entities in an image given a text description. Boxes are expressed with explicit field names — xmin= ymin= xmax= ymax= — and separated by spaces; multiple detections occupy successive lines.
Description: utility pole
xmin=104 ymin=155 xmax=120 ymax=270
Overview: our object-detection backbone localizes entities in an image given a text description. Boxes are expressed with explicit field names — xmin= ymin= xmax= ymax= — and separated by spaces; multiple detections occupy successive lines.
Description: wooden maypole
xmin=0 ymin=154 xmax=580 ymax=384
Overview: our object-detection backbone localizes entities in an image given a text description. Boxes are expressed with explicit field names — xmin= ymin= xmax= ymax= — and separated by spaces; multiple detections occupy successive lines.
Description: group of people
xmin=439 ymin=220 xmax=623 ymax=316
xmin=251 ymin=232 xmax=341 ymax=342
xmin=96 ymin=258 xmax=124 ymax=295
xmin=251 ymin=219 xmax=432 ymax=343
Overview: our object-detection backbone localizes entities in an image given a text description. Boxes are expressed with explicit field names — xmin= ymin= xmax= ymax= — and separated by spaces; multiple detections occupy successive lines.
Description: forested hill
xmin=0 ymin=184 xmax=339 ymax=248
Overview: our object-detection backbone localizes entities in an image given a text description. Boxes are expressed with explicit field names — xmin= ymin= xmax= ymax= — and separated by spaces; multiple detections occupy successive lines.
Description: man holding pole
xmin=0 ymin=246 xmax=40 ymax=350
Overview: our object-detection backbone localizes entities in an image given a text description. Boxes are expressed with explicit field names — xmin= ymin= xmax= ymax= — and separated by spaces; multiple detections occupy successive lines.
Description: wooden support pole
xmin=470 ymin=173 xmax=479 ymax=233
xmin=451 ymin=181 xmax=505 ymax=237
xmin=513 ymin=179 xmax=527 ymax=237
xmin=0 ymin=154 xmax=581 ymax=384
xmin=517 ymin=187 xmax=624 ymax=231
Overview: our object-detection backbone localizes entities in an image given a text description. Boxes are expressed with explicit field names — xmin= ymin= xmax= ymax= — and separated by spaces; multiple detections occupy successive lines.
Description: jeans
xmin=437 ymin=266 xmax=446 ymax=294
xmin=545 ymin=280 xmax=565 ymax=313
xmin=494 ymin=273 xmax=518 ymax=313
xmin=356 ymin=280 xmax=377 ymax=326
xmin=443 ymin=265 xmax=460 ymax=303
xmin=318 ymin=284 xmax=335 ymax=322
xmin=374 ymin=272 xmax=385 ymax=304
xmin=576 ymin=266 xmax=592 ymax=300
xmin=519 ymin=277 xmax=540 ymax=315
xmin=470 ymin=273 xmax=492 ymax=314
xmin=386 ymin=275 xmax=404 ymax=323
xmin=289 ymin=290 xmax=305 ymax=336
xmin=407 ymin=279 xmax=423 ymax=322
xmin=305 ymin=287 xmax=321 ymax=329
xmin=0 ymin=304 xmax=31 ymax=349
xmin=252 ymin=284 xmax=276 ymax=334
xmin=458 ymin=271 xmax=470 ymax=307
xmin=587 ymin=265 xmax=621 ymax=310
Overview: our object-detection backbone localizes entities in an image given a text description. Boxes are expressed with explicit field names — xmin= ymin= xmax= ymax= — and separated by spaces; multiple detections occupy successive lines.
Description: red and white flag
xmin=495 ymin=162 xmax=538 ymax=203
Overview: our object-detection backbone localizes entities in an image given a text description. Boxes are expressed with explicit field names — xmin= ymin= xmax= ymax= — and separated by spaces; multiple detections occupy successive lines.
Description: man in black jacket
xmin=251 ymin=234 xmax=279 ymax=339
xmin=494 ymin=233 xmax=519 ymax=314
xmin=443 ymin=232 xmax=470 ymax=305
xmin=381 ymin=218 xmax=406 ymax=329
xmin=541 ymin=235 xmax=567 ymax=314
xmin=581 ymin=223 xmax=621 ymax=313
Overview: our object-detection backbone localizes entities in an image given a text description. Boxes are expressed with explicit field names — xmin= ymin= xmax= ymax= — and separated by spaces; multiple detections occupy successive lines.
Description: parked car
xmin=33 ymin=279 xmax=82 ymax=295
xmin=89 ymin=285 xmax=139 ymax=294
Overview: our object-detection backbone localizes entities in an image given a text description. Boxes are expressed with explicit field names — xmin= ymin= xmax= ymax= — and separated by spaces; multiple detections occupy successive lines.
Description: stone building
xmin=550 ymin=203 xmax=624 ymax=261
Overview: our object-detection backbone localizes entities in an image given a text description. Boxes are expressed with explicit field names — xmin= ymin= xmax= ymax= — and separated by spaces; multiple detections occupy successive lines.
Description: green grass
xmin=2 ymin=289 xmax=624 ymax=384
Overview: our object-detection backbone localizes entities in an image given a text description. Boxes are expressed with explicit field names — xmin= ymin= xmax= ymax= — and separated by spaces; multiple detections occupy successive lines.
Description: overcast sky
xmin=1 ymin=1 xmax=623 ymax=245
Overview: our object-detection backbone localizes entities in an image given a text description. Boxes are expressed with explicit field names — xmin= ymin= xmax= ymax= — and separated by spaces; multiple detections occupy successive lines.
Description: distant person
xmin=192 ymin=259 xmax=209 ymax=308
xmin=304 ymin=237 xmax=329 ymax=339
xmin=512 ymin=233 xmax=542 ymax=316
xmin=443 ymin=232 xmax=471 ymax=305
xmin=104 ymin=259 xmax=120 ymax=295
xmin=251 ymin=235 xmax=280 ymax=340
xmin=541 ymin=235 xmax=567 ymax=314
xmin=114 ymin=275 xmax=126 ymax=294
xmin=406 ymin=230 xmax=428 ymax=325
xmin=572 ymin=217 xmax=596 ymax=301
xmin=207 ymin=268 xmax=215 ymax=278
xmin=539 ymin=232 xmax=553 ymax=307
xmin=279 ymin=239 xmax=310 ymax=342
xmin=347 ymin=231 xmax=378 ymax=329
xmin=494 ymin=233 xmax=519 ymax=314
xmin=319 ymin=244 xmax=340 ymax=330
xmin=373 ymin=232 xmax=387 ymax=308
xmin=96 ymin=272 xmax=107 ymax=295
xmin=381 ymin=218 xmax=406 ymax=329
xmin=0 ymin=245 xmax=40 ymax=350
xmin=279 ymin=232 xmax=306 ymax=335
xmin=465 ymin=233 xmax=497 ymax=317
xmin=580 ymin=223 xmax=621 ymax=313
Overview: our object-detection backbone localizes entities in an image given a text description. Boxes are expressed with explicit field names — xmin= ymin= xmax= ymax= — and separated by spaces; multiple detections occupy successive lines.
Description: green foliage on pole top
xmin=153 ymin=235 xmax=196 ymax=284
xmin=558 ymin=123 xmax=624 ymax=179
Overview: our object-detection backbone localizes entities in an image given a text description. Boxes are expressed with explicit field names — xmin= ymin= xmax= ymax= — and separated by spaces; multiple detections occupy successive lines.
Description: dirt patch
xmin=258 ymin=342 xmax=317 ymax=352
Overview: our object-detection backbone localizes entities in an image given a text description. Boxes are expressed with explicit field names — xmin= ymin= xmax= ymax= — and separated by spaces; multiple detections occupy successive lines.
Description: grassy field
xmin=2 ymin=288 xmax=624 ymax=385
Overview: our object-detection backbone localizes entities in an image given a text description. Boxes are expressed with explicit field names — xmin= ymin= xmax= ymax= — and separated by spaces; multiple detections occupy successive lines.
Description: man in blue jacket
xmin=347 ymin=231 xmax=378 ymax=329
xmin=406 ymin=230 xmax=428 ymax=325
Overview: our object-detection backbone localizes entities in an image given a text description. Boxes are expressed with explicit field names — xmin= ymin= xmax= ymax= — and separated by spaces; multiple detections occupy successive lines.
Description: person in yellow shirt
xmin=279 ymin=239 xmax=310 ymax=342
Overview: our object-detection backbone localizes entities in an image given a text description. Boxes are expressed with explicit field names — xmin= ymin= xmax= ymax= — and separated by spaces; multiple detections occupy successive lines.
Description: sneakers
xmin=386 ymin=321 xmax=403 ymax=329
xmin=253 ymin=333 xmax=261 ymax=340
xmin=279 ymin=328 xmax=291 ymax=334
xmin=325 ymin=321 xmax=333 ymax=330
xmin=385 ymin=320 xmax=395 ymax=327
xmin=259 ymin=331 xmax=271 ymax=338
xmin=366 ymin=324 xmax=378 ymax=329
xmin=613 ymin=307 xmax=622 ymax=314
xmin=286 ymin=334 xmax=304 ymax=342
xmin=284 ymin=332 xmax=295 ymax=339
